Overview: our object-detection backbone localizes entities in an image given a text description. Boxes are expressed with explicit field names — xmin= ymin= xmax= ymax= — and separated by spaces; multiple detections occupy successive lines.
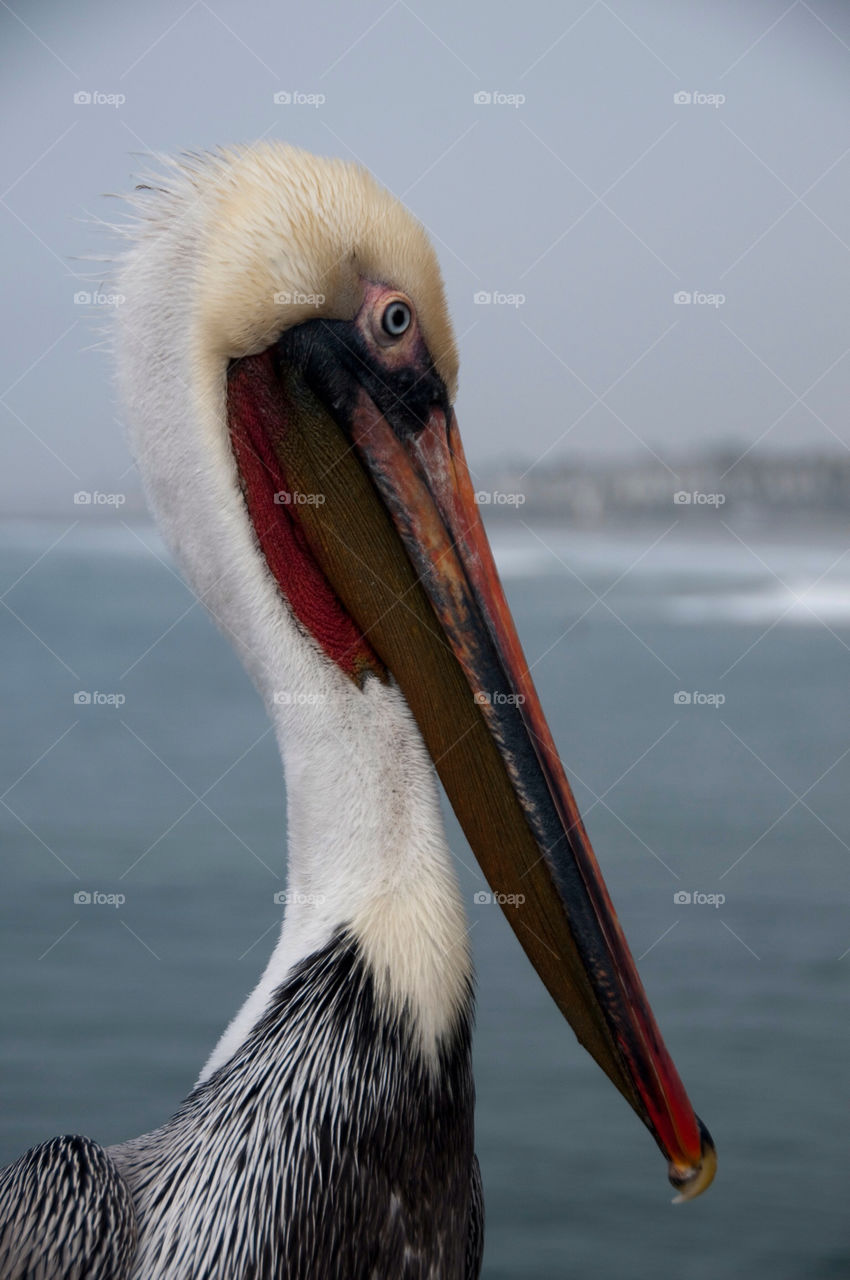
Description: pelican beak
xmin=226 ymin=314 xmax=716 ymax=1202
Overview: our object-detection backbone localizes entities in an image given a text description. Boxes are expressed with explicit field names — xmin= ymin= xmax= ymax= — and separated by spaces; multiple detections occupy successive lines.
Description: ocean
xmin=1 ymin=516 xmax=847 ymax=1279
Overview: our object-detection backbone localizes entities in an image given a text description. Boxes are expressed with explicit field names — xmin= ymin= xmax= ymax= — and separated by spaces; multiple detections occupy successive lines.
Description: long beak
xmin=228 ymin=345 xmax=716 ymax=1201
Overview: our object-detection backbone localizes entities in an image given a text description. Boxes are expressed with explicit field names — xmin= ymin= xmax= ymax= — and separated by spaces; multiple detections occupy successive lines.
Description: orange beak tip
xmin=668 ymin=1118 xmax=717 ymax=1204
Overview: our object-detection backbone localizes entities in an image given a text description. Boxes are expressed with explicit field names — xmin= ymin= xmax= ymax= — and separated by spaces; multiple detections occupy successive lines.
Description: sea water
xmin=0 ymin=518 xmax=847 ymax=1279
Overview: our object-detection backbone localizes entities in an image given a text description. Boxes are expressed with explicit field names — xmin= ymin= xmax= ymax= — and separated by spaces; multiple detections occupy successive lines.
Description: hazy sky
xmin=2 ymin=0 xmax=849 ymax=510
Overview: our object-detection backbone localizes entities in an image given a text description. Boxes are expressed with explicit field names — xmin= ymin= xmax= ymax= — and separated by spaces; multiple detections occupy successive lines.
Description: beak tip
xmin=668 ymin=1117 xmax=717 ymax=1204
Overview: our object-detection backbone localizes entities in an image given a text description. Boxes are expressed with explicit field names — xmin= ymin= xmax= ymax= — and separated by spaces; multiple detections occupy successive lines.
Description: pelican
xmin=0 ymin=143 xmax=715 ymax=1278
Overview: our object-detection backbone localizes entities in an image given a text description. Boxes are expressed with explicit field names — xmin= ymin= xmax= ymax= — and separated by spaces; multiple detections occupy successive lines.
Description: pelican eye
xmin=381 ymin=300 xmax=412 ymax=337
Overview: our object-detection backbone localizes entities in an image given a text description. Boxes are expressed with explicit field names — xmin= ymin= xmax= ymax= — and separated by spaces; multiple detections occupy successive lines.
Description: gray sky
xmin=2 ymin=0 xmax=849 ymax=511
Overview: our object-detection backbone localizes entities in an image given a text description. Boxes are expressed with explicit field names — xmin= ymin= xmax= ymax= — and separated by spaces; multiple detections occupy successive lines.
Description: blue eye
xmin=381 ymin=300 xmax=411 ymax=337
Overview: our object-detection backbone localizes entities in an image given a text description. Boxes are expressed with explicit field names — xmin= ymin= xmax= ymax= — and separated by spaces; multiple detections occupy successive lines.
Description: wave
xmin=3 ymin=519 xmax=849 ymax=627
xmin=661 ymin=583 xmax=850 ymax=626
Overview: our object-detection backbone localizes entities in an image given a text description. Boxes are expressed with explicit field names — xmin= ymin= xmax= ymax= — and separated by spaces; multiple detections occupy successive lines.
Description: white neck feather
xmin=203 ymin=683 xmax=471 ymax=1080
xmin=115 ymin=152 xmax=471 ymax=1081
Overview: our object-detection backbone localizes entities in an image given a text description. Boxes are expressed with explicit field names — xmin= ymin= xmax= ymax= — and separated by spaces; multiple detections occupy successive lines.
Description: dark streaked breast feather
xmin=112 ymin=929 xmax=477 ymax=1278
xmin=0 ymin=1134 xmax=137 ymax=1279
xmin=466 ymin=1154 xmax=484 ymax=1280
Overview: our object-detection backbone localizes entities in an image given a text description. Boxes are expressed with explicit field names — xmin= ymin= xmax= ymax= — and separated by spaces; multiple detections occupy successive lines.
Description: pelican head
xmin=116 ymin=142 xmax=715 ymax=1204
